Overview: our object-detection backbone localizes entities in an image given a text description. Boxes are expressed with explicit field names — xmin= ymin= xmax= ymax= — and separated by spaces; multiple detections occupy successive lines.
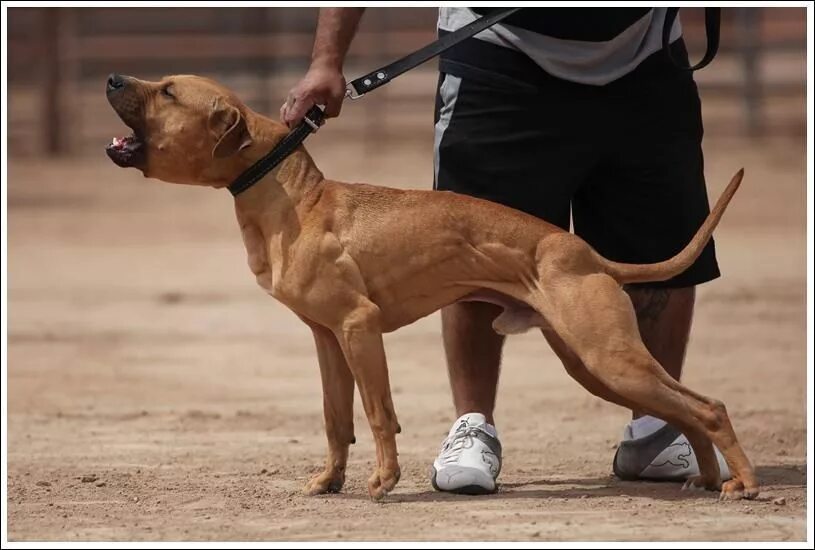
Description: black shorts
xmin=433 ymin=39 xmax=720 ymax=288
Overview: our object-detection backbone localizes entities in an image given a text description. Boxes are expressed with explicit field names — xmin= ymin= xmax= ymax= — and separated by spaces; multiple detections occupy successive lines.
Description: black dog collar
xmin=227 ymin=105 xmax=324 ymax=197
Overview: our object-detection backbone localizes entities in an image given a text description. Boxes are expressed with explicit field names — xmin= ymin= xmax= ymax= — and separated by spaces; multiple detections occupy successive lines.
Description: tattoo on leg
xmin=625 ymin=287 xmax=671 ymax=328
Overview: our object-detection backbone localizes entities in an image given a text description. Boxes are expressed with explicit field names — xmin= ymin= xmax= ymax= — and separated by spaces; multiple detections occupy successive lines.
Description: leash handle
xmin=663 ymin=7 xmax=721 ymax=71
xmin=346 ymin=7 xmax=522 ymax=98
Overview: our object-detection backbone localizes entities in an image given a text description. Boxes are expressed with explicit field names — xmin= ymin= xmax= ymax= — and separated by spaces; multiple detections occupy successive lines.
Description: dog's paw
xmin=682 ymin=474 xmax=720 ymax=493
xmin=719 ymin=478 xmax=759 ymax=501
xmin=367 ymin=466 xmax=401 ymax=501
xmin=303 ymin=469 xmax=345 ymax=496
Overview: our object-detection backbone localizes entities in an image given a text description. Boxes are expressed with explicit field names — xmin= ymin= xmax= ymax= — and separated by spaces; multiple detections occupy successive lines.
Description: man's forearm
xmin=311 ymin=7 xmax=366 ymax=69
xmin=280 ymin=7 xmax=366 ymax=125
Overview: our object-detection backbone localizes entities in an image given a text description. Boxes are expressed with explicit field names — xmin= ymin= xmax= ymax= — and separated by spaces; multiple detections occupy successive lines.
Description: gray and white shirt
xmin=437 ymin=7 xmax=682 ymax=86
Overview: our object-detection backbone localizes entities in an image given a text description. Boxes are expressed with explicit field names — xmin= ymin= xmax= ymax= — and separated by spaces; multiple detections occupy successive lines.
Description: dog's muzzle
xmin=105 ymin=73 xmax=146 ymax=169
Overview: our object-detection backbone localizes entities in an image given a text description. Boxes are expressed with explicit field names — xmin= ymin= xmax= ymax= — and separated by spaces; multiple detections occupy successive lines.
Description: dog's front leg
xmin=303 ymin=323 xmax=356 ymax=496
xmin=333 ymin=305 xmax=401 ymax=501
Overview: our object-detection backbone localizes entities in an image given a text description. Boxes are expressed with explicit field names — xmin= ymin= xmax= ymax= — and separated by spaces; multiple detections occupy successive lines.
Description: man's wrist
xmin=310 ymin=55 xmax=344 ymax=72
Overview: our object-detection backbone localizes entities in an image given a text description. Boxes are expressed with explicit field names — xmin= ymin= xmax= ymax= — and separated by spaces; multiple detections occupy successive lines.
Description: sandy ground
xmin=6 ymin=127 xmax=808 ymax=541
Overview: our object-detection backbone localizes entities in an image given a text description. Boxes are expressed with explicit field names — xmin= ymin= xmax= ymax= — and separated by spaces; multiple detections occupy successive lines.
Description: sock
xmin=628 ymin=415 xmax=667 ymax=440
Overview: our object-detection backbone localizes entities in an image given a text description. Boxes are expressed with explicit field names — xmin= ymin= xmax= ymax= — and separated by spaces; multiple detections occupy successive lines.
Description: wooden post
xmin=255 ymin=7 xmax=273 ymax=116
xmin=365 ymin=8 xmax=389 ymax=155
xmin=236 ymin=7 xmax=264 ymax=114
xmin=60 ymin=8 xmax=80 ymax=155
xmin=739 ymin=7 xmax=763 ymax=136
xmin=42 ymin=8 xmax=62 ymax=154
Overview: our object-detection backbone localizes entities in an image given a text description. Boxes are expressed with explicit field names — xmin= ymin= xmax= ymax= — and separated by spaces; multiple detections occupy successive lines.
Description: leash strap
xmin=228 ymin=7 xmax=521 ymax=196
xmin=663 ymin=7 xmax=721 ymax=71
xmin=346 ymin=7 xmax=522 ymax=99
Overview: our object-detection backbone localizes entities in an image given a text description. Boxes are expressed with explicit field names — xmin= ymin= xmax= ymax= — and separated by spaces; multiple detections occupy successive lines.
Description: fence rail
xmin=7 ymin=7 xmax=806 ymax=156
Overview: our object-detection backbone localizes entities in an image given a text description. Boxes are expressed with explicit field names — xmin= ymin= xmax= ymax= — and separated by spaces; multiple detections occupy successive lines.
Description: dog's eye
xmin=161 ymin=85 xmax=175 ymax=99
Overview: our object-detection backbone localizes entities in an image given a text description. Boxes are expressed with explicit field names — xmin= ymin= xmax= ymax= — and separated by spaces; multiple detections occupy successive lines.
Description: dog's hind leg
xmin=528 ymin=270 xmax=756 ymax=499
xmin=541 ymin=327 xmax=719 ymax=488
xmin=303 ymin=322 xmax=356 ymax=496
xmin=539 ymin=324 xmax=721 ymax=491
xmin=540 ymin=326 xmax=640 ymax=410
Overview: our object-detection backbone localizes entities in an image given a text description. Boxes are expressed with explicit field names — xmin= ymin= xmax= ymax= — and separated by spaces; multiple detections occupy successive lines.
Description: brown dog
xmin=105 ymin=73 xmax=757 ymax=501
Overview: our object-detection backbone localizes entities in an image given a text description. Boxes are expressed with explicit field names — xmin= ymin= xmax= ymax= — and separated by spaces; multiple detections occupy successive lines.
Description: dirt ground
xmin=6 ymin=124 xmax=808 ymax=541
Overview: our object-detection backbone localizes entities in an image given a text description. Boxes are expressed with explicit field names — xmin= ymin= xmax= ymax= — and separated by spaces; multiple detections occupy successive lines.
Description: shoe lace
xmin=438 ymin=422 xmax=486 ymax=466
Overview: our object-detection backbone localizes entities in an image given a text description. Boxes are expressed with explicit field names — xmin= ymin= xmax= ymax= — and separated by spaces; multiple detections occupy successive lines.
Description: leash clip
xmin=345 ymin=83 xmax=364 ymax=100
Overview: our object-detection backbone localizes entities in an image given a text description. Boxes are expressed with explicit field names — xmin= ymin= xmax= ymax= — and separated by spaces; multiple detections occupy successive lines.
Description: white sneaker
xmin=431 ymin=413 xmax=502 ymax=494
xmin=613 ymin=417 xmax=731 ymax=481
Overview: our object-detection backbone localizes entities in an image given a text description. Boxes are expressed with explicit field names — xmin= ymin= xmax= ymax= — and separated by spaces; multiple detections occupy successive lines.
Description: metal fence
xmin=6 ymin=6 xmax=806 ymax=156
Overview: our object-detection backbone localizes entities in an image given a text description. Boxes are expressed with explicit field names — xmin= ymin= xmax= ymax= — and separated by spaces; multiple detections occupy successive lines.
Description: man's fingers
xmin=280 ymin=93 xmax=295 ymax=126
xmin=324 ymin=97 xmax=343 ymax=118
xmin=289 ymin=101 xmax=313 ymax=127
xmin=285 ymin=92 xmax=319 ymax=127
xmin=279 ymin=101 xmax=289 ymax=124
xmin=281 ymin=83 xmax=346 ymax=126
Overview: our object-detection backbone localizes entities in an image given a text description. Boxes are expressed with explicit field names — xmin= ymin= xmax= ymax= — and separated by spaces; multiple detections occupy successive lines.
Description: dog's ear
xmin=209 ymin=98 xmax=252 ymax=158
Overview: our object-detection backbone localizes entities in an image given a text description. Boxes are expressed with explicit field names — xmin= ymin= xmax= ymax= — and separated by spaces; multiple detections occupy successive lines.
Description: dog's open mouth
xmin=105 ymin=133 xmax=145 ymax=168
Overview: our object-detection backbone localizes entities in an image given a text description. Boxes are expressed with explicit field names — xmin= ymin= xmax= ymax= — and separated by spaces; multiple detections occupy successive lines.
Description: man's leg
xmin=569 ymin=40 xmax=732 ymax=480
xmin=441 ymin=301 xmax=505 ymax=425
xmin=612 ymin=284 xmax=730 ymax=481
xmin=430 ymin=72 xmax=591 ymax=494
xmin=626 ymin=286 xmax=695 ymax=401
xmin=429 ymin=302 xmax=505 ymax=494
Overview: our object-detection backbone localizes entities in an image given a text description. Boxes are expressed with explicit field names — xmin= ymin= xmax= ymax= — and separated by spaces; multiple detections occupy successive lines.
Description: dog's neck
xmin=231 ymin=112 xmax=325 ymax=240
xmin=234 ymin=113 xmax=324 ymax=200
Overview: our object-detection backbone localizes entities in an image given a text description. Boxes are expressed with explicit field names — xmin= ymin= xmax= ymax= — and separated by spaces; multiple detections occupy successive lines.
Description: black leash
xmin=663 ymin=7 xmax=721 ymax=72
xmin=228 ymin=7 xmax=522 ymax=197
xmin=345 ymin=7 xmax=522 ymax=99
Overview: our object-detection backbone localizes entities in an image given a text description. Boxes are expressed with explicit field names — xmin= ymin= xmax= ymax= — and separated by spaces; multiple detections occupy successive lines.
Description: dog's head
xmin=105 ymin=73 xmax=254 ymax=186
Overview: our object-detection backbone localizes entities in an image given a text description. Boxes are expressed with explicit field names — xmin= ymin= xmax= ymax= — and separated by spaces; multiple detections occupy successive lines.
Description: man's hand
xmin=280 ymin=62 xmax=347 ymax=128
xmin=279 ymin=7 xmax=365 ymax=128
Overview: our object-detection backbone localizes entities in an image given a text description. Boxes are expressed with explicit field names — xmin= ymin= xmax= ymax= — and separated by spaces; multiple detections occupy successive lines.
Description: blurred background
xmin=6 ymin=7 xmax=808 ymax=541
xmin=5 ymin=6 xmax=808 ymax=156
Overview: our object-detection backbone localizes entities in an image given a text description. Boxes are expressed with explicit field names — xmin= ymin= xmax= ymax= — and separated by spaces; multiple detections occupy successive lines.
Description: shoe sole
xmin=430 ymin=466 xmax=497 ymax=495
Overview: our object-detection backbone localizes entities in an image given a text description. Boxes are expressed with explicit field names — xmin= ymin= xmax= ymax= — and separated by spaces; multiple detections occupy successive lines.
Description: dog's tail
xmin=600 ymin=168 xmax=743 ymax=285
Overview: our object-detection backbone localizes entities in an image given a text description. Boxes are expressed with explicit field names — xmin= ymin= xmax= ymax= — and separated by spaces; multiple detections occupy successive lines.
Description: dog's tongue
xmin=109 ymin=135 xmax=140 ymax=151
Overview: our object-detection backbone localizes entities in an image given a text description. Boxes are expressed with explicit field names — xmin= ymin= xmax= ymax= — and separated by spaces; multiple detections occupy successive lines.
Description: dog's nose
xmin=106 ymin=73 xmax=126 ymax=93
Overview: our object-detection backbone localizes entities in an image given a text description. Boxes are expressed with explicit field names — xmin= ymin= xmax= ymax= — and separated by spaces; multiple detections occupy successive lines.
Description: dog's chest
xmin=240 ymin=223 xmax=304 ymax=304
xmin=240 ymin=223 xmax=278 ymax=290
